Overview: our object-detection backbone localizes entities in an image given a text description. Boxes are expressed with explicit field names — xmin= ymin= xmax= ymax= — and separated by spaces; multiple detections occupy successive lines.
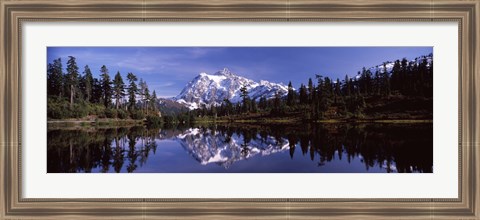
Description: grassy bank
xmin=192 ymin=116 xmax=432 ymax=125
xmin=48 ymin=118 xmax=145 ymax=129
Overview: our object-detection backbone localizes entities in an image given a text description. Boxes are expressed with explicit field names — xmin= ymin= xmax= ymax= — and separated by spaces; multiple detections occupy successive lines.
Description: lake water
xmin=47 ymin=123 xmax=433 ymax=173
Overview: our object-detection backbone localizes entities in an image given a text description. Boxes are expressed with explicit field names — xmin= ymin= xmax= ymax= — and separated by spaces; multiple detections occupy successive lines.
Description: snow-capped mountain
xmin=176 ymin=128 xmax=290 ymax=168
xmin=175 ymin=68 xmax=288 ymax=109
xmin=343 ymin=54 xmax=434 ymax=81
xmin=329 ymin=54 xmax=434 ymax=84
xmin=362 ymin=54 xmax=433 ymax=78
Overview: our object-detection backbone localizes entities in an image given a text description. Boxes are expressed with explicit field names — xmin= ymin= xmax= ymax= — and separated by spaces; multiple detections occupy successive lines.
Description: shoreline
xmin=47 ymin=119 xmax=145 ymax=129
xmin=47 ymin=118 xmax=433 ymax=128
xmin=193 ymin=119 xmax=433 ymax=124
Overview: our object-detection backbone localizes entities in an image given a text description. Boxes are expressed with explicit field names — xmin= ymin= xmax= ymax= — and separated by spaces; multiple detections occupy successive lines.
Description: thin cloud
xmin=149 ymin=82 xmax=175 ymax=88
xmin=186 ymin=47 xmax=226 ymax=58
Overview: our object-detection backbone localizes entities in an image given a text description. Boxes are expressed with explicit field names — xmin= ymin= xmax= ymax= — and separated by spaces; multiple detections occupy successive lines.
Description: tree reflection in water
xmin=47 ymin=123 xmax=433 ymax=173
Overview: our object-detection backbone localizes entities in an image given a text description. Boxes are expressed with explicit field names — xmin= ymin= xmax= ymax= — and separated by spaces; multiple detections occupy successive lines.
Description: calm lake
xmin=47 ymin=123 xmax=433 ymax=173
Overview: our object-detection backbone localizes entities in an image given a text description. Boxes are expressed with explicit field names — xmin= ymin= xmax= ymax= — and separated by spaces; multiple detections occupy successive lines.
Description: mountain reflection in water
xmin=47 ymin=123 xmax=433 ymax=173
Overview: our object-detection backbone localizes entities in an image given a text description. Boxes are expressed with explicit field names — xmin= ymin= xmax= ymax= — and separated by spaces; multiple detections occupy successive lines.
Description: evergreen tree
xmin=344 ymin=75 xmax=351 ymax=96
xmin=422 ymin=56 xmax=433 ymax=97
xmin=47 ymin=58 xmax=63 ymax=97
xmin=100 ymin=65 xmax=112 ymax=108
xmin=92 ymin=78 xmax=102 ymax=104
xmin=272 ymin=91 xmax=283 ymax=114
xmin=251 ymin=98 xmax=258 ymax=113
xmin=144 ymin=87 xmax=150 ymax=114
xmin=374 ymin=69 xmax=381 ymax=95
xmin=223 ymin=99 xmax=233 ymax=116
xmin=360 ymin=67 xmax=367 ymax=94
xmin=286 ymin=81 xmax=296 ymax=106
xmin=258 ymin=96 xmax=267 ymax=110
xmin=391 ymin=60 xmax=401 ymax=92
xmin=151 ymin=90 xmax=158 ymax=112
xmin=113 ymin=71 xmax=126 ymax=109
xmin=299 ymin=84 xmax=308 ymax=105
xmin=350 ymin=78 xmax=356 ymax=96
xmin=210 ymin=105 xmax=217 ymax=118
xmin=83 ymin=65 xmax=94 ymax=102
xmin=240 ymin=86 xmax=249 ymax=113
xmin=138 ymin=79 xmax=148 ymax=113
xmin=365 ymin=69 xmax=372 ymax=95
xmin=354 ymin=71 xmax=361 ymax=95
xmin=66 ymin=56 xmax=79 ymax=108
xmin=323 ymin=77 xmax=333 ymax=98
xmin=334 ymin=78 xmax=341 ymax=103
xmin=383 ymin=62 xmax=391 ymax=95
xmin=127 ymin=72 xmax=138 ymax=110
xmin=307 ymin=78 xmax=314 ymax=103
xmin=400 ymin=58 xmax=409 ymax=94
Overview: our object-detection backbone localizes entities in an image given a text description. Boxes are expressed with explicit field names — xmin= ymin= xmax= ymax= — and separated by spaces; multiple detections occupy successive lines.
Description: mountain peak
xmin=175 ymin=69 xmax=288 ymax=109
xmin=213 ymin=67 xmax=235 ymax=76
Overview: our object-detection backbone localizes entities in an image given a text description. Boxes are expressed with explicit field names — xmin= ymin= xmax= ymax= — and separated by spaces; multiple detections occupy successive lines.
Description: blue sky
xmin=47 ymin=47 xmax=432 ymax=98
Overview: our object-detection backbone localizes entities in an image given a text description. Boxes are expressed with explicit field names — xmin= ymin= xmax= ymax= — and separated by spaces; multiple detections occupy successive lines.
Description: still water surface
xmin=47 ymin=123 xmax=433 ymax=173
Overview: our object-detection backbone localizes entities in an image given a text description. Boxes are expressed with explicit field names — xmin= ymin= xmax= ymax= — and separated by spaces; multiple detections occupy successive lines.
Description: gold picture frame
xmin=1 ymin=0 xmax=479 ymax=219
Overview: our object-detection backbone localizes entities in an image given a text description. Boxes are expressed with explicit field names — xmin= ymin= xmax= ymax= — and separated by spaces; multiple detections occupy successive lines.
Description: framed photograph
xmin=1 ymin=0 xmax=479 ymax=219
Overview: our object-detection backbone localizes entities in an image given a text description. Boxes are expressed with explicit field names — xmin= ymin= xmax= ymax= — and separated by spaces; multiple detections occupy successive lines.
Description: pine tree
xmin=344 ymin=75 xmax=351 ymax=96
xmin=272 ymin=91 xmax=283 ymax=115
xmin=391 ymin=60 xmax=401 ymax=92
xmin=365 ymin=69 xmax=372 ymax=95
xmin=374 ymin=69 xmax=381 ymax=95
xmin=286 ymin=81 xmax=296 ymax=106
xmin=127 ymin=72 xmax=138 ymax=110
xmin=315 ymin=74 xmax=324 ymax=102
xmin=307 ymin=78 xmax=314 ymax=103
xmin=47 ymin=58 xmax=64 ymax=97
xmin=211 ymin=105 xmax=217 ymax=118
xmin=151 ymin=90 xmax=158 ymax=112
xmin=299 ymin=84 xmax=307 ymax=104
xmin=144 ymin=87 xmax=150 ymax=114
xmin=66 ymin=56 xmax=79 ymax=109
xmin=240 ymin=86 xmax=249 ymax=113
xmin=360 ymin=67 xmax=367 ymax=94
xmin=83 ymin=65 xmax=94 ymax=102
xmin=334 ymin=78 xmax=341 ymax=103
xmin=258 ymin=96 xmax=267 ymax=110
xmin=400 ymin=58 xmax=409 ymax=94
xmin=113 ymin=71 xmax=126 ymax=109
xmin=223 ymin=99 xmax=233 ymax=116
xmin=100 ymin=65 xmax=112 ymax=108
xmin=138 ymin=79 xmax=148 ymax=113
xmin=383 ymin=63 xmax=391 ymax=96
xmin=92 ymin=78 xmax=102 ymax=104
xmin=251 ymin=98 xmax=258 ymax=113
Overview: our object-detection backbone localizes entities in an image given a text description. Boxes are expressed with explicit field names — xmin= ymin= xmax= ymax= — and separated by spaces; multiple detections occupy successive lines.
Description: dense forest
xmin=47 ymin=56 xmax=166 ymax=125
xmin=192 ymin=54 xmax=433 ymax=122
xmin=47 ymin=54 xmax=433 ymax=125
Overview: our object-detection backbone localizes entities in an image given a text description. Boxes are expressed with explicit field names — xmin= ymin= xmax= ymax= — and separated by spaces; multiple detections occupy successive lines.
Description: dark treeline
xmin=47 ymin=56 xmax=162 ymax=122
xmin=47 ymin=126 xmax=160 ymax=173
xmin=48 ymin=54 xmax=433 ymax=123
xmin=194 ymin=54 xmax=433 ymax=121
xmin=47 ymin=123 xmax=433 ymax=173
xmin=197 ymin=123 xmax=432 ymax=173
